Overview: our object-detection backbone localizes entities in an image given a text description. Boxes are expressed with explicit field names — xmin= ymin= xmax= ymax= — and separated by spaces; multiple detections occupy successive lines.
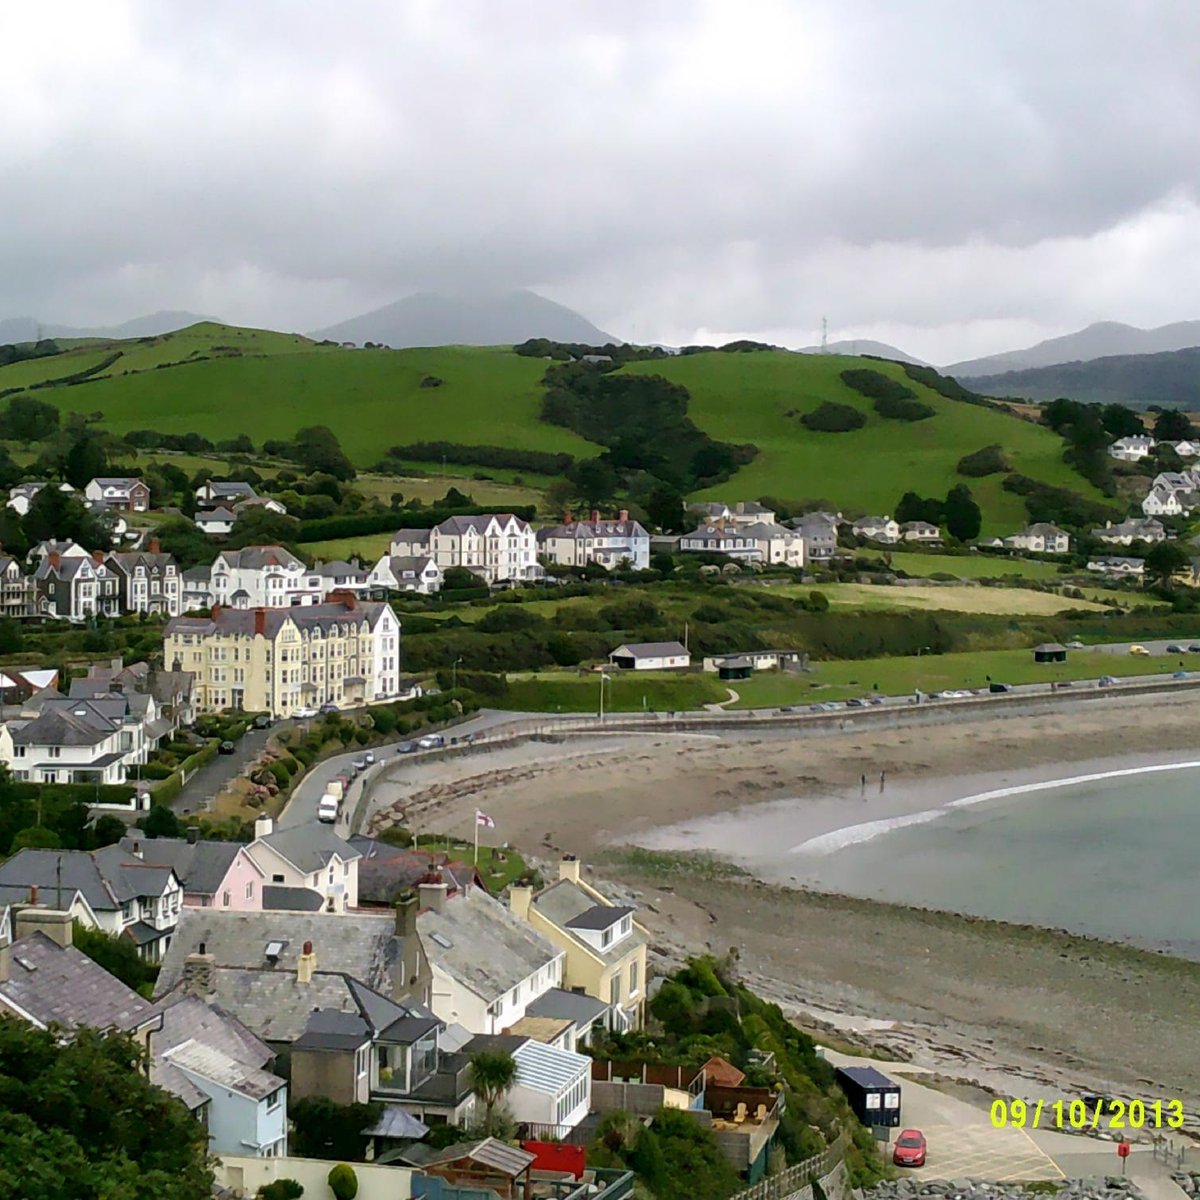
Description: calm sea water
xmin=791 ymin=768 xmax=1200 ymax=958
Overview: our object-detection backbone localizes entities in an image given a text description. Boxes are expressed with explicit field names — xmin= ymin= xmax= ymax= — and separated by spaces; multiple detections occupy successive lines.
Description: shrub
xmin=873 ymin=393 xmax=935 ymax=421
xmin=327 ymin=1164 xmax=358 ymax=1200
xmin=800 ymin=402 xmax=866 ymax=433
xmin=268 ymin=761 xmax=291 ymax=787
xmin=258 ymin=1182 xmax=304 ymax=1200
xmin=957 ymin=443 xmax=1012 ymax=477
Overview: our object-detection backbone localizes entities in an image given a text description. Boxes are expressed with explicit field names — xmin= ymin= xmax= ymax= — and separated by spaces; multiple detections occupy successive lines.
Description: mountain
xmin=0 ymin=310 xmax=215 ymax=343
xmin=796 ymin=339 xmax=926 ymax=365
xmin=968 ymin=346 xmax=1200 ymax=410
xmin=310 ymin=288 xmax=616 ymax=347
xmin=947 ymin=320 xmax=1200 ymax=377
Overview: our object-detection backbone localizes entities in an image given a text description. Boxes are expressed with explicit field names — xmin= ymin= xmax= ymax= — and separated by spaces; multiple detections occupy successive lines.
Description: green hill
xmin=620 ymin=351 xmax=1100 ymax=531
xmin=0 ymin=325 xmax=1099 ymax=531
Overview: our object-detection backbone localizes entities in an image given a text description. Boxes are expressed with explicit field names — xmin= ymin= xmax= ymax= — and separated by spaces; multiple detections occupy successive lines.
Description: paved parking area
xmin=911 ymin=1122 xmax=1064 ymax=1181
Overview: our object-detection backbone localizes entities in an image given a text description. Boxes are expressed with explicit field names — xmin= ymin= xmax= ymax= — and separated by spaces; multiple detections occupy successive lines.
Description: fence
xmin=728 ymin=1130 xmax=848 ymax=1200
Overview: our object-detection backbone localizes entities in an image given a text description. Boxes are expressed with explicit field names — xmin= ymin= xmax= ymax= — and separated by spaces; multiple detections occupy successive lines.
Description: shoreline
xmin=362 ymin=690 xmax=1200 ymax=1107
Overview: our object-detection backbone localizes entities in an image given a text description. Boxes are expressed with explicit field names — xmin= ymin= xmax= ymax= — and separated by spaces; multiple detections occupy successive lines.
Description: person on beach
xmin=880 ymin=770 xmax=886 ymax=792
xmin=860 ymin=773 xmax=867 ymax=798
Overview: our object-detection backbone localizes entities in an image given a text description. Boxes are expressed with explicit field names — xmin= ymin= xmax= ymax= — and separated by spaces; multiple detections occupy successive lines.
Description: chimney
xmin=563 ymin=511 xmax=573 ymax=525
xmin=0 ymin=937 xmax=8 ymax=984
xmin=210 ymin=604 xmax=221 ymax=619
xmin=618 ymin=509 xmax=629 ymax=523
xmin=28 ymin=885 xmax=37 ymax=906
xmin=186 ymin=827 xmax=199 ymax=845
xmin=328 ymin=589 xmax=357 ymax=610
xmin=591 ymin=509 xmax=600 ymax=524
xmin=110 ymin=656 xmax=122 ymax=671
xmin=509 ymin=884 xmax=532 ymax=922
xmin=149 ymin=537 xmax=161 ymax=554
xmin=418 ymin=876 xmax=448 ymax=915
xmin=48 ymin=552 xmax=61 ymax=570
xmin=15 ymin=907 xmax=73 ymax=949
xmin=182 ymin=949 xmax=215 ymax=996
xmin=254 ymin=813 xmax=273 ymax=840
xmin=131 ymin=840 xmax=142 ymax=859
xmin=395 ymin=893 xmax=423 ymax=995
xmin=559 ymin=853 xmax=582 ymax=884
xmin=297 ymin=940 xmax=317 ymax=985
xmin=254 ymin=608 xmax=267 ymax=636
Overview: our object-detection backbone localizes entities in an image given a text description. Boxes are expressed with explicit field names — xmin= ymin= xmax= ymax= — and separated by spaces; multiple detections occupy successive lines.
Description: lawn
xmin=620 ymin=351 xmax=1106 ymax=534
xmin=728 ymin=647 xmax=1200 ymax=708
xmin=413 ymin=838 xmax=527 ymax=893
xmin=884 ymin=550 xmax=1065 ymax=580
xmin=502 ymin=670 xmax=728 ymax=713
xmin=302 ymin=532 xmax=396 ymax=562
xmin=354 ymin=471 xmax=548 ymax=510
xmin=781 ymin=582 xmax=1111 ymax=616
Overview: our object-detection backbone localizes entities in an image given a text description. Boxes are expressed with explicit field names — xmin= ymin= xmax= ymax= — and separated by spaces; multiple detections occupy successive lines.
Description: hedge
xmin=12 ymin=781 xmax=136 ymax=806
xmin=150 ymin=740 xmax=219 ymax=806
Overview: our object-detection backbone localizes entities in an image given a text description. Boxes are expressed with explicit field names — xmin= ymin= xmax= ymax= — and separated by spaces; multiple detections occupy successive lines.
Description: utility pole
xmin=821 ymin=317 xmax=828 ymax=353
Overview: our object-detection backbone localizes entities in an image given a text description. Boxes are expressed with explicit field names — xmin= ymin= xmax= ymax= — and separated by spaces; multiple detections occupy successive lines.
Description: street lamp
xmin=598 ymin=672 xmax=612 ymax=721
xmin=451 ymin=657 xmax=464 ymax=692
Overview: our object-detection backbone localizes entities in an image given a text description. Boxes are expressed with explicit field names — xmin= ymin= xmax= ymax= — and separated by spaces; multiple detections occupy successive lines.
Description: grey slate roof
xmin=0 ymin=848 xmax=176 ymax=913
xmin=533 ymin=880 xmax=646 ymax=965
xmin=0 ymin=931 xmax=154 ymax=1032
xmin=262 ymin=885 xmax=326 ymax=912
xmin=435 ymin=514 xmax=529 ymax=535
xmin=162 ymin=1039 xmax=283 ymax=1102
xmin=257 ymin=824 xmax=361 ymax=874
xmin=118 ymin=836 xmax=242 ymax=898
xmin=417 ymin=887 xmax=560 ymax=1005
xmin=526 ymin=987 xmax=610 ymax=1028
xmin=293 ymin=1008 xmax=373 ymax=1051
xmin=565 ymin=904 xmax=634 ymax=931
xmin=166 ymin=598 xmax=392 ymax=640
xmin=156 ymin=908 xmax=404 ymax=996
xmin=214 ymin=545 xmax=304 ymax=570
xmin=362 ymin=1105 xmax=430 ymax=1140
xmin=610 ymin=641 xmax=689 ymax=659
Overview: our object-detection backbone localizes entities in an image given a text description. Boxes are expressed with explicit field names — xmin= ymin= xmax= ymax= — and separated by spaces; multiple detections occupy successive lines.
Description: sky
xmin=3 ymin=0 xmax=1200 ymax=364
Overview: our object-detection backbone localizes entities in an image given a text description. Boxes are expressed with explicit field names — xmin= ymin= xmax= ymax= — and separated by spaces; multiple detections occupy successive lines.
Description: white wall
xmin=215 ymin=1155 xmax=412 ymax=1200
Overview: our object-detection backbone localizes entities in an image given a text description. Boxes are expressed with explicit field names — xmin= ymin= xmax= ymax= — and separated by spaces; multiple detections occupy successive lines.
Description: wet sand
xmin=363 ymin=690 xmax=1200 ymax=1112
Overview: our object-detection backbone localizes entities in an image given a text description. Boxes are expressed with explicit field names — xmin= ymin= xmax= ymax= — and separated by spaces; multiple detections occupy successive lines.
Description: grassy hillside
xmin=0 ymin=324 xmax=593 ymax=464
xmin=620 ymin=352 xmax=1100 ymax=533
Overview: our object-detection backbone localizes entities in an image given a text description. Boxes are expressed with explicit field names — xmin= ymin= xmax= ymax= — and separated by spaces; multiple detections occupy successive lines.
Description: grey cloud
xmin=1 ymin=0 xmax=1199 ymax=358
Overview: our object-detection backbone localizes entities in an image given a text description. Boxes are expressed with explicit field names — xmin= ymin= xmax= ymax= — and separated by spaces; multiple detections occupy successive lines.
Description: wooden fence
xmin=728 ymin=1129 xmax=848 ymax=1200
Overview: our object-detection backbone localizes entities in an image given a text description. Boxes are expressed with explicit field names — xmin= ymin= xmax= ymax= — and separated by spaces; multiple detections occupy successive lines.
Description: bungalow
xmin=369 ymin=554 xmax=443 ymax=594
xmin=901 ymin=521 xmax=941 ymax=543
xmin=84 ymin=477 xmax=151 ymax=512
xmin=1108 ymin=435 xmax=1155 ymax=462
xmin=701 ymin=650 xmax=802 ymax=674
xmin=194 ymin=506 xmax=238 ymax=536
xmin=1087 ymin=556 xmax=1145 ymax=577
xmin=851 ymin=516 xmax=900 ymax=544
xmin=1004 ymin=523 xmax=1071 ymax=554
xmin=1091 ymin=517 xmax=1166 ymax=546
xmin=609 ymin=641 xmax=691 ymax=671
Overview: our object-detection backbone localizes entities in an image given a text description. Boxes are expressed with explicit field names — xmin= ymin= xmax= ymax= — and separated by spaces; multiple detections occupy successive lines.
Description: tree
xmin=23 ymin=485 xmax=109 ymax=548
xmin=468 ymin=1049 xmax=517 ymax=1132
xmin=442 ymin=565 xmax=481 ymax=590
xmin=567 ymin=457 xmax=618 ymax=508
xmin=0 ymin=396 xmax=60 ymax=444
xmin=293 ymin=426 xmax=355 ymax=480
xmin=1153 ymin=409 xmax=1195 ymax=442
xmin=258 ymin=1182 xmax=304 ymax=1200
xmin=140 ymin=804 xmax=183 ymax=839
xmin=1146 ymin=540 xmax=1190 ymax=589
xmin=328 ymin=1164 xmax=359 ymax=1200
xmin=943 ymin=484 xmax=982 ymax=543
xmin=72 ymin=922 xmax=159 ymax=995
xmin=289 ymin=1097 xmax=380 ymax=1161
xmin=0 ymin=1022 xmax=212 ymax=1199
xmin=645 ymin=483 xmax=686 ymax=532
xmin=895 ymin=491 xmax=943 ymax=526
xmin=227 ymin=506 xmax=302 ymax=549
xmin=63 ymin=431 xmax=109 ymax=488
xmin=1099 ymin=403 xmax=1145 ymax=438
xmin=152 ymin=516 xmax=216 ymax=572
xmin=11 ymin=826 xmax=61 ymax=851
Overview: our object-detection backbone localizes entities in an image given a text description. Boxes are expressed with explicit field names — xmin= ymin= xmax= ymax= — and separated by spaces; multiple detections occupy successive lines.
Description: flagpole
xmin=474 ymin=812 xmax=479 ymax=867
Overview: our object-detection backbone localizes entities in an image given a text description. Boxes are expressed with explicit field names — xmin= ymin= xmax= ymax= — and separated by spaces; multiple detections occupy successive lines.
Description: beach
xmin=363 ymin=689 xmax=1200 ymax=1112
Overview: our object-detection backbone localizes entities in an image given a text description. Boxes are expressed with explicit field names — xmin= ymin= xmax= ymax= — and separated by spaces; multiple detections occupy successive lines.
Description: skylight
xmin=430 ymin=932 xmax=453 ymax=949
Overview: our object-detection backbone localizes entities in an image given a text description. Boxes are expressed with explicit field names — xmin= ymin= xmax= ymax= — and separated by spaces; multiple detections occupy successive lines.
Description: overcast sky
xmin=3 ymin=0 xmax=1200 ymax=363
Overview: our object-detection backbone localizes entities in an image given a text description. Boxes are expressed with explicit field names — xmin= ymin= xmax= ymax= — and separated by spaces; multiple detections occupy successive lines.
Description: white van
xmin=317 ymin=794 xmax=340 ymax=824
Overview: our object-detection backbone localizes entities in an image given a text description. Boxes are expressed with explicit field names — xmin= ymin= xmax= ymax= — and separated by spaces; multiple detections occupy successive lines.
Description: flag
xmin=475 ymin=810 xmax=496 ymax=828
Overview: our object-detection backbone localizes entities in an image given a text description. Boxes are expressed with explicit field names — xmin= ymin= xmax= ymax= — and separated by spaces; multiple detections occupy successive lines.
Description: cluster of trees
xmin=0 ymin=339 xmax=61 ymax=367
xmin=956 ymin=443 xmax=1011 ymax=477
xmin=893 ymin=484 xmax=982 ymax=542
xmin=513 ymin=338 xmax=665 ymax=364
xmin=839 ymin=368 xmax=935 ymax=421
xmin=679 ymin=339 xmax=776 ymax=354
xmin=262 ymin=425 xmax=356 ymax=481
xmin=799 ymin=401 xmax=866 ymax=433
xmin=901 ymin=362 xmax=1001 ymax=409
xmin=1002 ymin=473 xmax=1122 ymax=529
xmin=379 ymin=441 xmax=575 ymax=476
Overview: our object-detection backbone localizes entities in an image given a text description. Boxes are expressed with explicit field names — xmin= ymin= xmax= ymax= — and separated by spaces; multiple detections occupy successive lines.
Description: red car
xmin=893 ymin=1129 xmax=927 ymax=1167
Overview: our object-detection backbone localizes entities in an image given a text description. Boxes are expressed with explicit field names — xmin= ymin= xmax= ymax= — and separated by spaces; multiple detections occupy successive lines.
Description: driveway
xmin=171 ymin=726 xmax=273 ymax=817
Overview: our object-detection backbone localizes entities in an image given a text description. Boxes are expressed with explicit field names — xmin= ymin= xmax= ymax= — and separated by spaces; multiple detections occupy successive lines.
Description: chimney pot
xmin=297 ymin=941 xmax=317 ymax=984
xmin=303 ymin=940 xmax=313 ymax=955
xmin=132 ymin=841 xmax=142 ymax=858
xmin=559 ymin=853 xmax=582 ymax=884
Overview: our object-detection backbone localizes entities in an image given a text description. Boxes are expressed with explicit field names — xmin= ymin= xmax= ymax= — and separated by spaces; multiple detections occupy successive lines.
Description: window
xmin=48 ymin=747 xmax=61 ymax=759
xmin=272 ymin=874 xmax=285 ymax=883
xmin=266 ymin=1088 xmax=281 ymax=1112
xmin=609 ymin=973 xmax=621 ymax=1005
xmin=601 ymin=927 xmax=613 ymax=948
xmin=222 ymin=890 xmax=231 ymax=907
xmin=629 ymin=960 xmax=639 ymax=996
xmin=245 ymin=881 xmax=254 ymax=900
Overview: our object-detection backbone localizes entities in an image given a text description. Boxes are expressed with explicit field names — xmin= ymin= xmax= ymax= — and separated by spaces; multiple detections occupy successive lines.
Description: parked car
xmin=253 ymin=714 xmax=272 ymax=729
xmin=988 ymin=682 xmax=1013 ymax=693
xmin=352 ymin=757 xmax=368 ymax=771
xmin=319 ymin=702 xmax=340 ymax=714
xmin=1066 ymin=640 xmax=1085 ymax=649
xmin=425 ymin=686 xmax=441 ymax=696
xmin=417 ymin=734 xmax=445 ymax=749
xmin=1099 ymin=675 xmax=1118 ymax=687
xmin=1166 ymin=644 xmax=1185 ymax=654
xmin=892 ymin=1129 xmax=927 ymax=1168
xmin=1129 ymin=645 xmax=1150 ymax=656
xmin=1173 ymin=670 xmax=1189 ymax=679
xmin=294 ymin=706 xmax=318 ymax=719
xmin=1188 ymin=645 xmax=1200 ymax=654
xmin=364 ymin=750 xmax=375 ymax=765
xmin=317 ymin=795 xmax=340 ymax=824
xmin=867 ymin=695 xmax=884 ymax=705
xmin=778 ymin=706 xmax=797 ymax=714
xmin=396 ymin=741 xmax=417 ymax=754
xmin=845 ymin=697 xmax=867 ymax=707
xmin=218 ymin=740 xmax=235 ymax=755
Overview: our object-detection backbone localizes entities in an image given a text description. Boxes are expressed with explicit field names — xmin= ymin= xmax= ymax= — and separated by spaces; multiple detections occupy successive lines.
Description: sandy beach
xmin=363 ymin=689 xmax=1200 ymax=1113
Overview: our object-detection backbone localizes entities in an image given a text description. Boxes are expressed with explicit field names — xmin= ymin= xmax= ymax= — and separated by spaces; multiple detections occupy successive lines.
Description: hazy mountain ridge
xmin=948 ymin=320 xmax=1200 ymax=377
xmin=796 ymin=338 xmax=927 ymax=364
xmin=311 ymin=288 xmax=616 ymax=347
xmin=0 ymin=310 xmax=216 ymax=344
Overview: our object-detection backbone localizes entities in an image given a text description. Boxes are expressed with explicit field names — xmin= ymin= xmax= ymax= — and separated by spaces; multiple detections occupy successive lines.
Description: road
xmin=824 ymin=1049 xmax=1190 ymax=1192
xmin=171 ymin=725 xmax=273 ymax=817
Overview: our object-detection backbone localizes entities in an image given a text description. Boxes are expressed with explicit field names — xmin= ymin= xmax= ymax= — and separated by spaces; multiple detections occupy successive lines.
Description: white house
xmin=1169 ymin=440 xmax=1200 ymax=459
xmin=742 ymin=521 xmax=805 ymax=567
xmin=688 ymin=501 xmax=777 ymax=528
xmin=678 ymin=523 xmax=764 ymax=561
xmin=901 ymin=521 xmax=942 ymax=543
xmin=1143 ymin=485 xmax=1193 ymax=517
xmin=195 ymin=481 xmax=258 ymax=506
xmin=1087 ymin=556 xmax=1145 ymax=577
xmin=418 ymin=880 xmax=564 ymax=1035
xmin=608 ymin=641 xmax=690 ymax=671
xmin=463 ymin=1035 xmax=591 ymax=1137
xmin=195 ymin=507 xmax=238 ymax=536
xmin=1108 ymin=435 xmax=1155 ymax=462
xmin=537 ymin=511 xmax=651 ymax=571
xmin=244 ymin=818 xmax=360 ymax=913
xmin=851 ymin=516 xmax=901 ymax=544
xmin=209 ymin=546 xmax=323 ymax=608
xmin=1092 ymin=517 xmax=1166 ymax=545
xmin=1003 ymin=523 xmax=1071 ymax=554
xmin=427 ymin=514 xmax=541 ymax=584
xmin=369 ymin=554 xmax=443 ymax=594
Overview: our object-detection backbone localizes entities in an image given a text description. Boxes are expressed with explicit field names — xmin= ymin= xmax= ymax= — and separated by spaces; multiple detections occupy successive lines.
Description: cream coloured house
xmin=163 ymin=596 xmax=401 ymax=717
xmin=510 ymin=855 xmax=648 ymax=1034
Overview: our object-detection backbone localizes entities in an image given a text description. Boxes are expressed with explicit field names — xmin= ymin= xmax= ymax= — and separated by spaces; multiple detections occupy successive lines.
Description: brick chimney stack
xmin=618 ymin=510 xmax=629 ymax=523
xmin=149 ymin=537 xmax=161 ymax=554
xmin=254 ymin=608 xmax=267 ymax=636
xmin=297 ymin=940 xmax=317 ymax=985
xmin=182 ymin=945 xmax=216 ymax=996
xmin=563 ymin=511 xmax=573 ymax=525
xmin=327 ymin=589 xmax=357 ymax=610
xmin=590 ymin=509 xmax=600 ymax=524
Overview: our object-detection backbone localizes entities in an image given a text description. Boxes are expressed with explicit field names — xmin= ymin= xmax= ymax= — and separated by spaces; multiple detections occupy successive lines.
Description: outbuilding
xmin=608 ymin=641 xmax=691 ymax=671
xmin=1033 ymin=642 xmax=1067 ymax=664
xmin=716 ymin=656 xmax=753 ymax=682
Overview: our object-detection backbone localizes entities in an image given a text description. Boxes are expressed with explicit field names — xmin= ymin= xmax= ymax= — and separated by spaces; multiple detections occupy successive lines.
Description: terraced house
xmin=536 ymin=510 xmax=651 ymax=571
xmin=106 ymin=540 xmax=182 ymax=616
xmin=391 ymin=514 xmax=540 ymax=584
xmin=164 ymin=594 xmax=401 ymax=717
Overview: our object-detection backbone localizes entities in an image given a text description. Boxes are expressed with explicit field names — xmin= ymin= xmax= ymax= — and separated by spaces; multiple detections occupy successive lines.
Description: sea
xmin=785 ymin=765 xmax=1200 ymax=959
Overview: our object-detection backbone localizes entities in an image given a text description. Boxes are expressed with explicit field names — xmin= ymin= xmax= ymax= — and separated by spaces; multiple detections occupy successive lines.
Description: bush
xmin=268 ymin=761 xmax=291 ymax=786
xmin=327 ymin=1164 xmax=358 ymax=1200
xmin=956 ymin=443 xmax=1011 ymax=477
xmin=872 ymin=393 xmax=935 ymax=421
xmin=800 ymin=402 xmax=866 ymax=433
xmin=840 ymin=368 xmax=933 ymax=419
xmin=258 ymin=1182 xmax=304 ymax=1200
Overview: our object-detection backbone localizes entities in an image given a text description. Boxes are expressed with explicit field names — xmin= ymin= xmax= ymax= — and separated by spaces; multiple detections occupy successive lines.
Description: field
xmin=620 ymin=351 xmax=1103 ymax=533
xmin=729 ymin=647 xmax=1200 ymax=707
xmin=502 ymin=670 xmax=728 ymax=713
xmin=301 ymin=532 xmax=395 ymax=562
xmin=883 ymin=550 xmax=1065 ymax=580
xmin=784 ymin=582 xmax=1112 ymax=616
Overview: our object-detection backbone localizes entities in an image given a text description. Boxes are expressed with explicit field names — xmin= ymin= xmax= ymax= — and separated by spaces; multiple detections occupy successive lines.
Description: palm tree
xmin=468 ymin=1049 xmax=518 ymax=1132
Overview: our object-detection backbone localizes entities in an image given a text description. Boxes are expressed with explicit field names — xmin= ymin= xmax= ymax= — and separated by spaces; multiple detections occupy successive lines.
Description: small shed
xmin=717 ymin=656 xmax=753 ymax=682
xmin=608 ymin=641 xmax=691 ymax=671
xmin=836 ymin=1065 xmax=901 ymax=1128
xmin=1033 ymin=642 xmax=1067 ymax=664
xmin=412 ymin=1137 xmax=535 ymax=1199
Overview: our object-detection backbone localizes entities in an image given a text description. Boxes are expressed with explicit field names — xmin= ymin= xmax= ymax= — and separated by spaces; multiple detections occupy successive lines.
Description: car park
xmin=218 ymin=740 xmax=235 ymax=755
xmin=892 ymin=1129 xmax=927 ymax=1168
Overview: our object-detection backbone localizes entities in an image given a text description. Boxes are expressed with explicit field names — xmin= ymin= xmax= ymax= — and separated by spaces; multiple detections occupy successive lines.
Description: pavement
xmin=824 ymin=1050 xmax=1191 ymax=1192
